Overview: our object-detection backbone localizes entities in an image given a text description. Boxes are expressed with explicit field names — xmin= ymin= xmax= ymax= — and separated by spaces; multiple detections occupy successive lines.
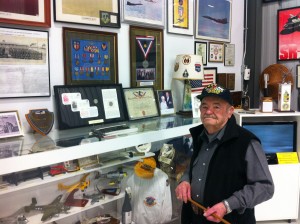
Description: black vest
xmin=182 ymin=116 xmax=260 ymax=224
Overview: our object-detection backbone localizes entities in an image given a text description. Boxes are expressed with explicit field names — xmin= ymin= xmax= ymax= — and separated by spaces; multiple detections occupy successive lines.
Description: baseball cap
xmin=134 ymin=157 xmax=156 ymax=179
xmin=196 ymin=83 xmax=233 ymax=105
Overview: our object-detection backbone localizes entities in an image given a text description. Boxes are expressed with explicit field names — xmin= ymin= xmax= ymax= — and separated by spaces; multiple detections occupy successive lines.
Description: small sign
xmin=277 ymin=152 xmax=299 ymax=164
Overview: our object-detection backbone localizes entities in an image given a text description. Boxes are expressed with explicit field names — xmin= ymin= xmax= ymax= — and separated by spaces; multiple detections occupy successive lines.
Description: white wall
xmin=0 ymin=0 xmax=244 ymax=133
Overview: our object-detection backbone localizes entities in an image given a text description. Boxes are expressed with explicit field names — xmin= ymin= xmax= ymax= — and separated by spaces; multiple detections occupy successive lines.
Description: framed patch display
xmin=195 ymin=0 xmax=231 ymax=42
xmin=156 ymin=90 xmax=175 ymax=116
xmin=63 ymin=27 xmax=118 ymax=85
xmin=0 ymin=111 xmax=23 ymax=139
xmin=0 ymin=27 xmax=50 ymax=98
xmin=167 ymin=0 xmax=193 ymax=35
xmin=129 ymin=26 xmax=164 ymax=90
xmin=0 ymin=0 xmax=51 ymax=27
xmin=53 ymin=84 xmax=127 ymax=130
xmin=208 ymin=42 xmax=224 ymax=63
xmin=123 ymin=87 xmax=159 ymax=120
xmin=54 ymin=0 xmax=120 ymax=27
xmin=277 ymin=6 xmax=300 ymax=61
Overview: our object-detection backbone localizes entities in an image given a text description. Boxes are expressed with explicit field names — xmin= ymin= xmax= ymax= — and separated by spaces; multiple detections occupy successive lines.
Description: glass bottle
xmin=122 ymin=189 xmax=132 ymax=224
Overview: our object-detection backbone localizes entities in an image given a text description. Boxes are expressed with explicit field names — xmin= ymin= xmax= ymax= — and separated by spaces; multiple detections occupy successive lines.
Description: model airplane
xmin=83 ymin=185 xmax=105 ymax=205
xmin=58 ymin=173 xmax=90 ymax=192
xmin=202 ymin=15 xmax=228 ymax=24
xmin=24 ymin=195 xmax=70 ymax=221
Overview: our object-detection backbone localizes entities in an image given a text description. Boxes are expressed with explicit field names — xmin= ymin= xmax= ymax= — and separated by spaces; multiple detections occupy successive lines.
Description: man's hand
xmin=203 ymin=202 xmax=227 ymax=223
xmin=175 ymin=181 xmax=191 ymax=203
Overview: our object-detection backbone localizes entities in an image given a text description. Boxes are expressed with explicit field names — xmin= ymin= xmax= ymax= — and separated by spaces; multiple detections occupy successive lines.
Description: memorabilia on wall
xmin=277 ymin=6 xmax=300 ymax=61
xmin=156 ymin=90 xmax=175 ymax=116
xmin=297 ymin=65 xmax=300 ymax=88
xmin=25 ymin=109 xmax=54 ymax=136
xmin=63 ymin=27 xmax=118 ymax=85
xmin=208 ymin=42 xmax=224 ymax=63
xmin=123 ymin=87 xmax=159 ymax=120
xmin=53 ymin=84 xmax=127 ymax=130
xmin=123 ymin=0 xmax=165 ymax=27
xmin=195 ymin=0 xmax=231 ymax=42
xmin=217 ymin=73 xmax=235 ymax=90
xmin=0 ymin=27 xmax=50 ymax=98
xmin=129 ymin=26 xmax=164 ymax=90
xmin=224 ymin=43 xmax=235 ymax=66
xmin=0 ymin=0 xmax=51 ymax=27
xmin=167 ymin=0 xmax=194 ymax=35
xmin=194 ymin=41 xmax=207 ymax=65
xmin=0 ymin=111 xmax=23 ymax=139
xmin=54 ymin=0 xmax=120 ymax=27
xmin=191 ymin=67 xmax=217 ymax=93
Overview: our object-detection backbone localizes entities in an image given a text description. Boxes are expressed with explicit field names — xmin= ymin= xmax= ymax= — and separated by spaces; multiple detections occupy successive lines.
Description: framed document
xmin=224 ymin=43 xmax=235 ymax=66
xmin=0 ymin=111 xmax=23 ymax=139
xmin=53 ymin=84 xmax=127 ymax=130
xmin=194 ymin=41 xmax=207 ymax=65
xmin=54 ymin=0 xmax=120 ymax=27
xmin=123 ymin=87 xmax=159 ymax=120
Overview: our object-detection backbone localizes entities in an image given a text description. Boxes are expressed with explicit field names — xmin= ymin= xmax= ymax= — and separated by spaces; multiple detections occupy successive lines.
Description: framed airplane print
xmin=63 ymin=27 xmax=118 ymax=85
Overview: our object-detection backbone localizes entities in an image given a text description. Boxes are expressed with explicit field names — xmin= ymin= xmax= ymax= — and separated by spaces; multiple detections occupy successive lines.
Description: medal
xmin=136 ymin=36 xmax=154 ymax=68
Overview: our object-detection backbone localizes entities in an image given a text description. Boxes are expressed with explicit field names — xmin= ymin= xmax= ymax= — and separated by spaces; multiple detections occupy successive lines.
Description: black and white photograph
xmin=0 ymin=139 xmax=23 ymax=159
xmin=0 ymin=111 xmax=23 ymax=139
xmin=0 ymin=27 xmax=50 ymax=98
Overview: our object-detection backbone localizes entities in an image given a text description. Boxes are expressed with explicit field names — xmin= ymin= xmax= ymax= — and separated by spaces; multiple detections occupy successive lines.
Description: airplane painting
xmin=202 ymin=15 xmax=228 ymax=24
xmin=24 ymin=195 xmax=70 ymax=221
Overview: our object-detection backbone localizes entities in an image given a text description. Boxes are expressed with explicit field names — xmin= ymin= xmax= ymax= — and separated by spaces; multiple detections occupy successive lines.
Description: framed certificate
xmin=123 ymin=87 xmax=159 ymax=120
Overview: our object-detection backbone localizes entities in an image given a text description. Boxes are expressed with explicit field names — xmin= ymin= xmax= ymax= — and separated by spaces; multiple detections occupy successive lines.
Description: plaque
xmin=25 ymin=109 xmax=54 ymax=135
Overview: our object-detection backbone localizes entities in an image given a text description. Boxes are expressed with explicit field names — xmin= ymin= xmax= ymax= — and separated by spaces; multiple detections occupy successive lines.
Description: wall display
xmin=0 ymin=0 xmax=51 ymax=27
xmin=208 ymin=42 xmax=224 ymax=63
xmin=53 ymin=84 xmax=127 ymax=130
xmin=129 ymin=26 xmax=164 ymax=90
xmin=123 ymin=87 xmax=159 ymax=120
xmin=277 ymin=6 xmax=300 ymax=61
xmin=0 ymin=111 xmax=23 ymax=139
xmin=123 ymin=0 xmax=165 ymax=27
xmin=156 ymin=90 xmax=175 ymax=116
xmin=191 ymin=67 xmax=217 ymax=92
xmin=194 ymin=41 xmax=207 ymax=65
xmin=224 ymin=43 xmax=235 ymax=66
xmin=63 ymin=27 xmax=118 ymax=85
xmin=217 ymin=73 xmax=235 ymax=90
xmin=0 ymin=27 xmax=50 ymax=98
xmin=297 ymin=65 xmax=300 ymax=88
xmin=54 ymin=0 xmax=120 ymax=27
xmin=195 ymin=0 xmax=231 ymax=42
xmin=167 ymin=0 xmax=193 ymax=35
xmin=25 ymin=109 xmax=54 ymax=136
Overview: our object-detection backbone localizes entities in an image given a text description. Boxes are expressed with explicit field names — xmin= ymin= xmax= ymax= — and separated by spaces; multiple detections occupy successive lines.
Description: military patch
xmin=144 ymin=196 xmax=157 ymax=207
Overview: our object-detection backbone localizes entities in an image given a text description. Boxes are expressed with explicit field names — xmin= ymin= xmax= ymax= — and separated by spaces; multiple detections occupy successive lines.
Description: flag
xmin=191 ymin=72 xmax=215 ymax=93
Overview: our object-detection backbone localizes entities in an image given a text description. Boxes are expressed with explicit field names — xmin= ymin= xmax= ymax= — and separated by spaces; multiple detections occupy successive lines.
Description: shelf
xmin=0 ymin=116 xmax=200 ymax=175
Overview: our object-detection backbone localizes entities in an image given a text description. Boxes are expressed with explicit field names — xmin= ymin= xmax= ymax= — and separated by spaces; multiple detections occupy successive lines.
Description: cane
xmin=188 ymin=198 xmax=231 ymax=224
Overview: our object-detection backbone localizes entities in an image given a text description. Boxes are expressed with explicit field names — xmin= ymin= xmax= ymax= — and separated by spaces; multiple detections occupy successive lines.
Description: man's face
xmin=200 ymin=96 xmax=234 ymax=133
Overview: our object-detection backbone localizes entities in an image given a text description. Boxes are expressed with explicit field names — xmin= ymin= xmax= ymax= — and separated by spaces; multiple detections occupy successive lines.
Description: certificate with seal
xmin=123 ymin=87 xmax=159 ymax=120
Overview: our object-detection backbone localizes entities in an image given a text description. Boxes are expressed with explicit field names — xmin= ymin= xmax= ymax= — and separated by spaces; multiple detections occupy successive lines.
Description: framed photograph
xmin=0 ymin=0 xmax=51 ymax=28
xmin=0 ymin=111 xmax=23 ymax=139
xmin=0 ymin=27 xmax=50 ymax=98
xmin=123 ymin=0 xmax=165 ymax=27
xmin=156 ymin=90 xmax=175 ymax=116
xmin=194 ymin=41 xmax=207 ymax=65
xmin=277 ymin=6 xmax=300 ymax=61
xmin=208 ymin=42 xmax=224 ymax=63
xmin=129 ymin=26 xmax=164 ymax=90
xmin=195 ymin=0 xmax=231 ymax=42
xmin=224 ymin=43 xmax=235 ymax=66
xmin=63 ymin=27 xmax=118 ymax=85
xmin=191 ymin=92 xmax=201 ymax=118
xmin=54 ymin=0 xmax=120 ymax=27
xmin=297 ymin=65 xmax=300 ymax=88
xmin=167 ymin=0 xmax=194 ymax=35
xmin=191 ymin=67 xmax=217 ymax=92
xmin=123 ymin=87 xmax=159 ymax=120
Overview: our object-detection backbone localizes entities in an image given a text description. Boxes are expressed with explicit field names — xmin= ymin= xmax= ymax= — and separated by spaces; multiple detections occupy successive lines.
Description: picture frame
xmin=63 ymin=27 xmax=118 ymax=85
xmin=156 ymin=90 xmax=175 ymax=116
xmin=195 ymin=0 xmax=231 ymax=42
xmin=129 ymin=26 xmax=164 ymax=90
xmin=297 ymin=65 xmax=300 ymax=88
xmin=191 ymin=92 xmax=201 ymax=118
xmin=194 ymin=41 xmax=207 ymax=65
xmin=167 ymin=0 xmax=194 ymax=35
xmin=208 ymin=42 xmax=224 ymax=63
xmin=0 ymin=111 xmax=23 ymax=139
xmin=54 ymin=0 xmax=120 ymax=28
xmin=277 ymin=6 xmax=300 ymax=61
xmin=123 ymin=87 xmax=159 ymax=120
xmin=224 ymin=43 xmax=235 ymax=66
xmin=123 ymin=0 xmax=165 ymax=27
xmin=191 ymin=67 xmax=217 ymax=92
xmin=0 ymin=27 xmax=50 ymax=98
xmin=0 ymin=0 xmax=51 ymax=28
